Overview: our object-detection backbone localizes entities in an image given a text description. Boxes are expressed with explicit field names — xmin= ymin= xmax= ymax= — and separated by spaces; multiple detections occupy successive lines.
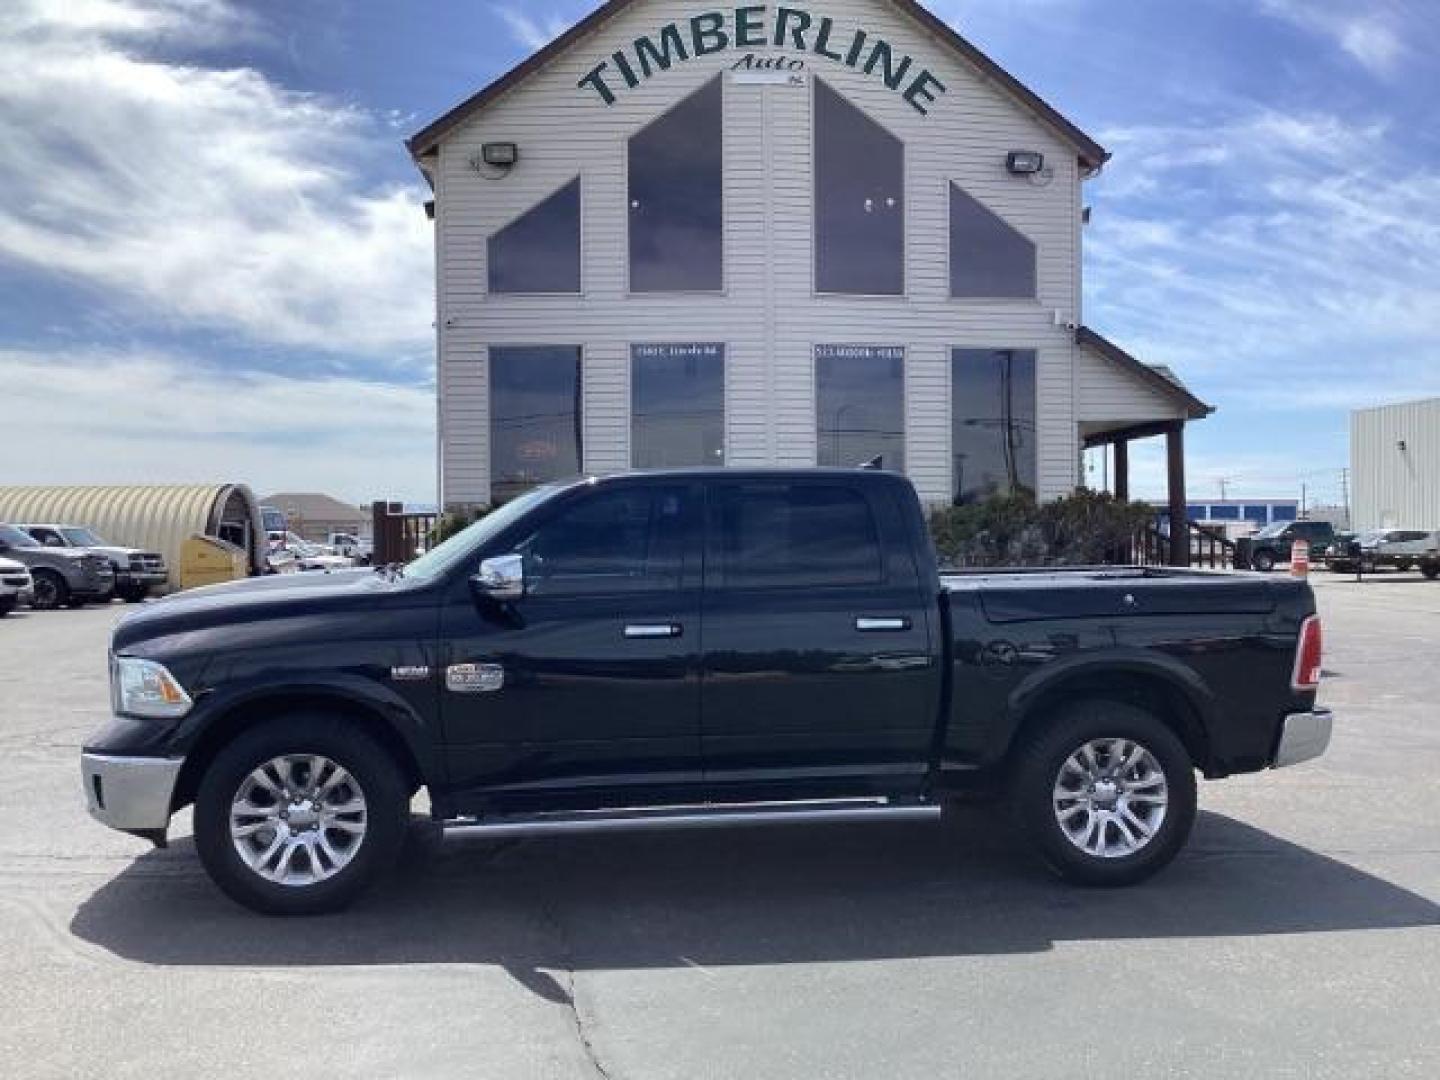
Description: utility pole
xmin=1340 ymin=468 xmax=1352 ymax=529
xmin=1218 ymin=476 xmax=1236 ymax=502
xmin=1301 ymin=482 xmax=1308 ymax=519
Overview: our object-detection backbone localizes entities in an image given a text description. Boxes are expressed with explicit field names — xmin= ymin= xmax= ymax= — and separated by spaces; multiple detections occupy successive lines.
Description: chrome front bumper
xmin=81 ymin=752 xmax=183 ymax=834
xmin=1274 ymin=709 xmax=1334 ymax=769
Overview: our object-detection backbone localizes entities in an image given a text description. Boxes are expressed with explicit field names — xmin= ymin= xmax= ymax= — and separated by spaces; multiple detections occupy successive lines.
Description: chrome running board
xmin=443 ymin=799 xmax=941 ymax=839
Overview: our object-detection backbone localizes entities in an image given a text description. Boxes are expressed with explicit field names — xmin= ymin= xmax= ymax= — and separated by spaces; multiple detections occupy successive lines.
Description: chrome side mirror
xmin=473 ymin=553 xmax=524 ymax=601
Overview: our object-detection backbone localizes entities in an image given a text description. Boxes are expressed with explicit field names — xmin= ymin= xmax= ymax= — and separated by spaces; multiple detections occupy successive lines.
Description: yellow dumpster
xmin=179 ymin=535 xmax=248 ymax=591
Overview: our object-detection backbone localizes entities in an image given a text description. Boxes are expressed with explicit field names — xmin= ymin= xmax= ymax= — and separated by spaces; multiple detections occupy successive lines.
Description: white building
xmin=1353 ymin=398 xmax=1440 ymax=530
xmin=408 ymin=0 xmax=1211 ymax=558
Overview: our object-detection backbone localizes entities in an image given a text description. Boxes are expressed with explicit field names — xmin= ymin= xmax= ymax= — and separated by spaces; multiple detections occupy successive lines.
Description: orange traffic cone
xmin=1291 ymin=538 xmax=1311 ymax=578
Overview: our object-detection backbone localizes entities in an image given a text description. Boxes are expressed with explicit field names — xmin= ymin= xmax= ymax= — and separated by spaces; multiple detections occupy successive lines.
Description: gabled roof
xmin=406 ymin=0 xmax=1109 ymax=170
xmin=261 ymin=492 xmax=369 ymax=525
xmin=1077 ymin=327 xmax=1214 ymax=421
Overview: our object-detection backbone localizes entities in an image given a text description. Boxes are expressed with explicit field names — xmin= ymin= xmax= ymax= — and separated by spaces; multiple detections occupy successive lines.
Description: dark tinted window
xmin=949 ymin=184 xmax=1036 ymax=298
xmin=952 ymin=349 xmax=1037 ymax=504
xmin=1243 ymin=505 xmax=1270 ymax=523
xmin=816 ymin=345 xmax=905 ymax=471
xmin=488 ymin=178 xmax=581 ymax=294
xmin=490 ymin=346 xmax=583 ymax=503
xmin=713 ymin=483 xmax=883 ymax=589
xmin=629 ymin=77 xmax=723 ymax=292
xmin=1272 ymin=505 xmax=1298 ymax=522
xmin=517 ymin=487 xmax=687 ymax=596
xmin=815 ymin=79 xmax=903 ymax=295
xmin=632 ymin=343 xmax=725 ymax=468
xmin=1210 ymin=505 xmax=1240 ymax=521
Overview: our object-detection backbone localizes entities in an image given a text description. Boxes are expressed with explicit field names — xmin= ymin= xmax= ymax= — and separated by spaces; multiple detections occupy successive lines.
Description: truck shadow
xmin=70 ymin=810 xmax=1438 ymax=1002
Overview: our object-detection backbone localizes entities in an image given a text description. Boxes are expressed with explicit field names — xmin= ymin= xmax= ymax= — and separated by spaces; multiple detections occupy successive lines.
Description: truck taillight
xmin=1292 ymin=615 xmax=1323 ymax=691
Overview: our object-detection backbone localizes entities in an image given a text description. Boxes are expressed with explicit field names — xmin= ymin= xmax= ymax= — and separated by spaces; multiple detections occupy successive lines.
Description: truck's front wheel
xmin=1014 ymin=701 xmax=1197 ymax=887
xmin=193 ymin=715 xmax=408 ymax=915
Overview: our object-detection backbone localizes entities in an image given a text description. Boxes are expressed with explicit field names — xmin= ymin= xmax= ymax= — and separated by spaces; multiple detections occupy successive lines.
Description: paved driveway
xmin=1 ymin=575 xmax=1436 ymax=1078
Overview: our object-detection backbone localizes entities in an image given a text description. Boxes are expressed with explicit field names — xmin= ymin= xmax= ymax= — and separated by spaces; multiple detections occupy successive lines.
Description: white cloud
xmin=494 ymin=5 xmax=575 ymax=52
xmin=1258 ymin=0 xmax=1406 ymax=77
xmin=0 ymin=347 xmax=436 ymax=503
xmin=1087 ymin=108 xmax=1440 ymax=412
xmin=0 ymin=0 xmax=433 ymax=356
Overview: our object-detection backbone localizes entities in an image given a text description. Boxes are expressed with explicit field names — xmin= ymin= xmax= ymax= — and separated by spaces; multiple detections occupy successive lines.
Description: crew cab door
xmin=699 ymin=477 xmax=940 ymax=801
xmin=439 ymin=481 xmax=703 ymax=812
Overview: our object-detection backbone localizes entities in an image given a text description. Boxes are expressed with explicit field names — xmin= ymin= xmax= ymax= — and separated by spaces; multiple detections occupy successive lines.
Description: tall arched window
xmin=950 ymin=184 xmax=1036 ymax=299
xmin=629 ymin=77 xmax=724 ymax=292
xmin=814 ymin=79 xmax=904 ymax=296
xmin=487 ymin=178 xmax=581 ymax=294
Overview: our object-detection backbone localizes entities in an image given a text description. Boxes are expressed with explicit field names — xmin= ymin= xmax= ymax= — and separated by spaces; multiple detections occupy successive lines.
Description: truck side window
xmin=714 ymin=483 xmax=883 ymax=589
xmin=516 ymin=487 xmax=686 ymax=596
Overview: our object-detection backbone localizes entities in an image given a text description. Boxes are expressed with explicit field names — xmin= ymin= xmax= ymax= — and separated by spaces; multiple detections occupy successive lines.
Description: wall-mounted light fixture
xmin=480 ymin=142 xmax=519 ymax=169
xmin=1006 ymin=150 xmax=1045 ymax=175
xmin=1398 ymin=439 xmax=1409 ymax=452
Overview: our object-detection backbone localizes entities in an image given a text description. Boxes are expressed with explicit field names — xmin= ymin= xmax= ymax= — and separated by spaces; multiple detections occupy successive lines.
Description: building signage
xmin=815 ymin=344 xmax=904 ymax=362
xmin=579 ymin=6 xmax=948 ymax=116
xmin=632 ymin=342 xmax=725 ymax=363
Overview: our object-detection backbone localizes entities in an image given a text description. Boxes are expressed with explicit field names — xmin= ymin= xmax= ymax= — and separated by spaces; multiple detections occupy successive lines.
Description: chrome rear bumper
xmin=1274 ymin=709 xmax=1334 ymax=769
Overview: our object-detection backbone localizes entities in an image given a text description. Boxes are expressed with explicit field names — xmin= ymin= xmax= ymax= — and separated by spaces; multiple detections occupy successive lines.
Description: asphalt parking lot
xmin=1 ymin=574 xmax=1437 ymax=1079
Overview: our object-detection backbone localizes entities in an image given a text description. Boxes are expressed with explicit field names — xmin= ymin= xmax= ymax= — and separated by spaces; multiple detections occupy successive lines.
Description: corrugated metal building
xmin=0 ymin=485 xmax=266 ymax=591
xmin=1353 ymin=399 xmax=1440 ymax=530
xmin=408 ymin=0 xmax=1211 ymax=549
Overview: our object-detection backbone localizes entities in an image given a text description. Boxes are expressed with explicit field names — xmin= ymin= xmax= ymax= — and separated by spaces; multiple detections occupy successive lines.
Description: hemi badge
xmin=390 ymin=665 xmax=431 ymax=682
xmin=446 ymin=663 xmax=505 ymax=694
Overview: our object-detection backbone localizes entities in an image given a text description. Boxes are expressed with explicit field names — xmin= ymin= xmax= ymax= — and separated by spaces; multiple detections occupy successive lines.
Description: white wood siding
xmin=1076 ymin=342 xmax=1186 ymax=426
xmin=434 ymin=0 xmax=1086 ymax=506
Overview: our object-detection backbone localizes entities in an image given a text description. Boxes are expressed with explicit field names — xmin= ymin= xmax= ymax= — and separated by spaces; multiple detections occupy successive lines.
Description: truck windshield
xmin=61 ymin=528 xmax=104 ymax=547
xmin=1255 ymin=523 xmax=1289 ymax=539
xmin=403 ymin=484 xmax=564 ymax=582
xmin=0 ymin=525 xmax=39 ymax=548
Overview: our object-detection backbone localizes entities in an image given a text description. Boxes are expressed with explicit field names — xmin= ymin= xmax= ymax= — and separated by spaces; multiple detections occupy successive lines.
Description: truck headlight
xmin=111 ymin=656 xmax=193 ymax=719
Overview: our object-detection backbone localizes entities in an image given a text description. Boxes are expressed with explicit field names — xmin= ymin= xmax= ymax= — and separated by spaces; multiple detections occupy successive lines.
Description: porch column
xmin=1113 ymin=440 xmax=1130 ymax=502
xmin=1166 ymin=422 xmax=1189 ymax=567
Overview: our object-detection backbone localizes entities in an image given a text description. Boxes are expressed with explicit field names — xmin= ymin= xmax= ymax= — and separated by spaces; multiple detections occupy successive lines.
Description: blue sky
xmin=2 ymin=0 xmax=1437 ymax=505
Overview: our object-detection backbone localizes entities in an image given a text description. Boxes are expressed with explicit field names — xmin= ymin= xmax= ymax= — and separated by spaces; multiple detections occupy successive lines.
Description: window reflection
xmin=488 ymin=178 xmax=581 ymax=294
xmin=490 ymin=346 xmax=583 ymax=503
xmin=815 ymin=79 xmax=904 ymax=295
xmin=951 ymin=349 xmax=1037 ymax=504
xmin=629 ymin=77 xmax=723 ymax=292
xmin=816 ymin=345 xmax=905 ymax=472
xmin=950 ymin=184 xmax=1036 ymax=299
xmin=632 ymin=343 xmax=725 ymax=468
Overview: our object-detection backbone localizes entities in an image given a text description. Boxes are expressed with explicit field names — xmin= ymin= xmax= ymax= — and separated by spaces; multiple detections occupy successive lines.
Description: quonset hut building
xmin=407 ymin=0 xmax=1212 ymax=559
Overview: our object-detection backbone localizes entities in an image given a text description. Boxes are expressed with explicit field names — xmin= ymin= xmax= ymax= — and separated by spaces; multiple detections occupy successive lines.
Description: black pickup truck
xmin=82 ymin=470 xmax=1331 ymax=915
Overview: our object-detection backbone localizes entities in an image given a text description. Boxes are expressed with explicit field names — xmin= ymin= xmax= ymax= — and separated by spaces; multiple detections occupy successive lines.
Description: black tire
xmin=119 ymin=583 xmax=149 ymax=603
xmin=1250 ymin=549 xmax=1276 ymax=573
xmin=1423 ymin=563 xmax=1440 ymax=581
xmin=29 ymin=570 xmax=68 ymax=611
xmin=0 ymin=598 xmax=14 ymax=617
xmin=193 ymin=714 xmax=408 ymax=915
xmin=1396 ymin=560 xmax=1414 ymax=573
xmin=1012 ymin=700 xmax=1197 ymax=887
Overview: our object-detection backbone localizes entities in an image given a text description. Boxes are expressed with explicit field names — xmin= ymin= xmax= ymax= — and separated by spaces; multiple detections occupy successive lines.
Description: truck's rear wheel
xmin=1013 ymin=700 xmax=1196 ymax=887
xmin=1423 ymin=562 xmax=1440 ymax=581
xmin=29 ymin=570 xmax=67 ymax=610
xmin=1251 ymin=550 xmax=1276 ymax=572
xmin=193 ymin=715 xmax=407 ymax=915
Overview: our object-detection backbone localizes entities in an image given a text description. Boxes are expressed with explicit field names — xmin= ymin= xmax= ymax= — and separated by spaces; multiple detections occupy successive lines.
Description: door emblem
xmin=390 ymin=665 xmax=431 ymax=682
xmin=446 ymin=663 xmax=505 ymax=694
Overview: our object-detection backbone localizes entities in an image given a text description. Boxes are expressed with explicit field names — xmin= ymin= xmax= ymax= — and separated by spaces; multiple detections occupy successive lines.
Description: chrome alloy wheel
xmin=1052 ymin=738 xmax=1169 ymax=859
xmin=229 ymin=755 xmax=368 ymax=887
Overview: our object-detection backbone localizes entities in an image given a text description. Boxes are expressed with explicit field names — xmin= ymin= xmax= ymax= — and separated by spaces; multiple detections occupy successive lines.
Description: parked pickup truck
xmin=0 ymin=557 xmax=33 ymax=616
xmin=81 ymin=470 xmax=1331 ymax=915
xmin=1233 ymin=520 xmax=1338 ymax=572
xmin=21 ymin=524 xmax=168 ymax=602
xmin=0 ymin=523 xmax=115 ymax=609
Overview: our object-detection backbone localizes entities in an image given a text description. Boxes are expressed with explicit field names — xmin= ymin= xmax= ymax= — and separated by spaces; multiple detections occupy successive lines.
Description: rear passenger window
xmin=713 ymin=483 xmax=883 ymax=589
xmin=516 ymin=487 xmax=687 ymax=596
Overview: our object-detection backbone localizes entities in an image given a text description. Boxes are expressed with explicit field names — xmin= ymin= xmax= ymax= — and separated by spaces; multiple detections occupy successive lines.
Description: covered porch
xmin=1076 ymin=328 xmax=1215 ymax=566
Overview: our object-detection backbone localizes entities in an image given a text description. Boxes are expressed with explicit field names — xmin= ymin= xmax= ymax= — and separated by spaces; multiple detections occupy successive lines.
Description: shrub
xmin=929 ymin=490 xmax=1155 ymax=568
xmin=430 ymin=506 xmax=492 ymax=548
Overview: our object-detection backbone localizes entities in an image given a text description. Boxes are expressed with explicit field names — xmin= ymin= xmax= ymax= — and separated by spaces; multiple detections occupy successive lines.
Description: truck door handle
xmin=856 ymin=617 xmax=911 ymax=633
xmin=624 ymin=623 xmax=683 ymax=640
